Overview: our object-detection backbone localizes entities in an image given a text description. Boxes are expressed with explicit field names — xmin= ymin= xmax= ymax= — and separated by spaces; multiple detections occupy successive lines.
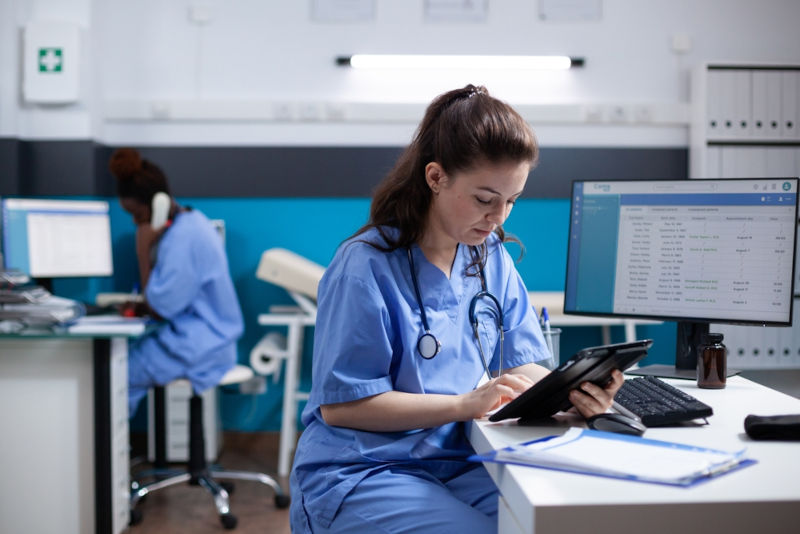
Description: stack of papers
xmin=470 ymin=427 xmax=754 ymax=487
xmin=66 ymin=315 xmax=148 ymax=335
xmin=0 ymin=294 xmax=84 ymax=326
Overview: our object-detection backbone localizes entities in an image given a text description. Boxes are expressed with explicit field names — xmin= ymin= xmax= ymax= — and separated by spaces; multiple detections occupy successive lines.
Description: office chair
xmin=129 ymin=364 xmax=290 ymax=530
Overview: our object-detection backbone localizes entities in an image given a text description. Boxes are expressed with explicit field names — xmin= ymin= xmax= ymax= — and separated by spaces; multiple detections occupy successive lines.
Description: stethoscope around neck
xmin=406 ymin=246 xmax=504 ymax=378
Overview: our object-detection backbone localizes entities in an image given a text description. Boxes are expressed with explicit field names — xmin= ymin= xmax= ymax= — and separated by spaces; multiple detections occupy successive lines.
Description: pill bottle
xmin=697 ymin=332 xmax=727 ymax=389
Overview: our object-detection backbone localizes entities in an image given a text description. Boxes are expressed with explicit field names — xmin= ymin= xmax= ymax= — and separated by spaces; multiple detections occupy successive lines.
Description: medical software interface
xmin=1 ymin=198 xmax=113 ymax=277
xmin=565 ymin=179 xmax=798 ymax=324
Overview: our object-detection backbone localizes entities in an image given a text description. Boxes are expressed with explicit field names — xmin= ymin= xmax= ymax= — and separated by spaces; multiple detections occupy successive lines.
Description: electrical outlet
xmin=298 ymin=102 xmax=323 ymax=121
xmin=239 ymin=375 xmax=267 ymax=395
xmin=325 ymin=102 xmax=347 ymax=121
xmin=585 ymin=105 xmax=604 ymax=123
xmin=273 ymin=102 xmax=295 ymax=121
xmin=634 ymin=105 xmax=654 ymax=123
xmin=607 ymin=105 xmax=629 ymax=123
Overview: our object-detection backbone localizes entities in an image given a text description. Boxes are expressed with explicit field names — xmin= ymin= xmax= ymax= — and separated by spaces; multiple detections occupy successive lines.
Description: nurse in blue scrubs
xmin=109 ymin=148 xmax=244 ymax=416
xmin=290 ymin=85 xmax=624 ymax=534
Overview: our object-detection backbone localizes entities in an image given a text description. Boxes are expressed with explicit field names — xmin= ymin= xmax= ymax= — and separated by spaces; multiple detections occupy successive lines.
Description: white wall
xmin=3 ymin=0 xmax=800 ymax=146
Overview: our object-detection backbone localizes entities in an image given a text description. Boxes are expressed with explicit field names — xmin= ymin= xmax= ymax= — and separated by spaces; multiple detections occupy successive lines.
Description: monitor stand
xmin=627 ymin=321 xmax=740 ymax=380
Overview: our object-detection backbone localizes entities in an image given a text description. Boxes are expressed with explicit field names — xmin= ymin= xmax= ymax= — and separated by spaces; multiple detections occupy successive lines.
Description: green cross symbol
xmin=38 ymin=48 xmax=63 ymax=73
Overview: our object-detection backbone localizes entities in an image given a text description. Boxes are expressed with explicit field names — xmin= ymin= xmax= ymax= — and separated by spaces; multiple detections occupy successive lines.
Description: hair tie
xmin=467 ymin=86 xmax=487 ymax=98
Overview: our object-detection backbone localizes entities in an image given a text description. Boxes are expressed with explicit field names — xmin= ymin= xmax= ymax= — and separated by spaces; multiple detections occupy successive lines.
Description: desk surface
xmin=0 ymin=315 xmax=149 ymax=338
xmin=470 ymin=376 xmax=800 ymax=534
xmin=527 ymin=291 xmax=660 ymax=328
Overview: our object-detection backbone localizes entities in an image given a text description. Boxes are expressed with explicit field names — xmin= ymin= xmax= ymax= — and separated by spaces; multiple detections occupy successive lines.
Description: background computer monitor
xmin=564 ymin=178 xmax=799 ymax=377
xmin=1 ymin=198 xmax=114 ymax=279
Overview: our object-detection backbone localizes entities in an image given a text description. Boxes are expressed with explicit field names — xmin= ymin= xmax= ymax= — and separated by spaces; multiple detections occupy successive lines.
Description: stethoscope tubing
xmin=407 ymin=245 xmax=504 ymax=375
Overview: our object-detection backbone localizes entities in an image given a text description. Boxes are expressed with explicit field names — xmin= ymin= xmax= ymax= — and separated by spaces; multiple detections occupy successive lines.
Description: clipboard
xmin=490 ymin=339 xmax=653 ymax=424
xmin=468 ymin=428 xmax=755 ymax=487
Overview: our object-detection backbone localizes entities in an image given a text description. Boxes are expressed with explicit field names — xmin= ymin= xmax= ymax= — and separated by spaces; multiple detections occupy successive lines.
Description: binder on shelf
xmin=706 ymin=146 xmax=721 ymax=177
xmin=761 ymin=326 xmax=779 ymax=368
xmin=766 ymin=71 xmax=782 ymax=139
xmin=733 ymin=70 xmax=753 ymax=139
xmin=469 ymin=428 xmax=754 ymax=487
xmin=780 ymin=71 xmax=798 ymax=140
xmin=706 ymin=69 xmax=723 ymax=140
xmin=777 ymin=315 xmax=795 ymax=368
xmin=765 ymin=146 xmax=795 ymax=177
xmin=717 ymin=70 xmax=738 ymax=141
xmin=752 ymin=71 xmax=769 ymax=140
xmin=752 ymin=71 xmax=782 ymax=140
xmin=743 ymin=325 xmax=766 ymax=370
xmin=721 ymin=146 xmax=764 ymax=178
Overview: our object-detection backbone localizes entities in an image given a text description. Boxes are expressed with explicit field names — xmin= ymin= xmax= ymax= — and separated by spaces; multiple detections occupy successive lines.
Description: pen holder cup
xmin=540 ymin=327 xmax=561 ymax=370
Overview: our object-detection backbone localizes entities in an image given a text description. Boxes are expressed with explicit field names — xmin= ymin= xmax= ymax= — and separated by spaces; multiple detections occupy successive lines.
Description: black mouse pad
xmin=489 ymin=339 xmax=653 ymax=424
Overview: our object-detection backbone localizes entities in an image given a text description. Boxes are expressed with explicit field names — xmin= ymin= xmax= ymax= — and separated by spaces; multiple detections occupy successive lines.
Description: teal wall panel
xmin=45 ymin=196 xmax=676 ymax=431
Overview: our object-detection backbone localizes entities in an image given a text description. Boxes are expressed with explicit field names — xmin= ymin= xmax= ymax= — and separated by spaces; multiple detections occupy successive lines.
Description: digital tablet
xmin=488 ymin=339 xmax=654 ymax=424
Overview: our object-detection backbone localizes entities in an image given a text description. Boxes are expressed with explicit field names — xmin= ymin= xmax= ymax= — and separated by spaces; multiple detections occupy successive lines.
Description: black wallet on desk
xmin=744 ymin=414 xmax=800 ymax=440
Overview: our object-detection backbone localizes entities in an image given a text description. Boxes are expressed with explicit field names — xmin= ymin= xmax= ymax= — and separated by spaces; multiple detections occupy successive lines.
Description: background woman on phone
xmin=109 ymin=147 xmax=244 ymax=416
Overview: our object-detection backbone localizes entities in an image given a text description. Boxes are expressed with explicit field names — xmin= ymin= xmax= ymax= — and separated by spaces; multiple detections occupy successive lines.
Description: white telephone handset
xmin=150 ymin=192 xmax=170 ymax=230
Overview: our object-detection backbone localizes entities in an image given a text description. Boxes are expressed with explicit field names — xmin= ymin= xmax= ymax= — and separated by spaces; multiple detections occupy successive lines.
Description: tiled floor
xmin=126 ymin=432 xmax=291 ymax=533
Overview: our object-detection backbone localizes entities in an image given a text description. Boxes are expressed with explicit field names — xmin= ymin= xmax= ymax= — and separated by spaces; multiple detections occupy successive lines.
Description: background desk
xmin=470 ymin=376 xmax=800 ymax=534
xmin=528 ymin=291 xmax=659 ymax=345
xmin=0 ymin=326 xmax=138 ymax=534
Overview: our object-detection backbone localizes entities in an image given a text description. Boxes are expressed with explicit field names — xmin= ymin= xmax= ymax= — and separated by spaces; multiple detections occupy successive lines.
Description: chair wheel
xmin=130 ymin=508 xmax=143 ymax=526
xmin=221 ymin=481 xmax=235 ymax=495
xmin=274 ymin=494 xmax=290 ymax=509
xmin=220 ymin=513 xmax=238 ymax=530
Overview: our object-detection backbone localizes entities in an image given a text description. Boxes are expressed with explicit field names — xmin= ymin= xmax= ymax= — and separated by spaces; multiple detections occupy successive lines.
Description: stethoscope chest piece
xmin=417 ymin=332 xmax=441 ymax=359
xmin=407 ymin=246 xmax=502 ymax=374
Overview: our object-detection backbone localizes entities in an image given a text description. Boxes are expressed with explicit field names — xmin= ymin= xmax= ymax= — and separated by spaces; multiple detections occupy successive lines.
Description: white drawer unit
xmin=147 ymin=381 xmax=221 ymax=463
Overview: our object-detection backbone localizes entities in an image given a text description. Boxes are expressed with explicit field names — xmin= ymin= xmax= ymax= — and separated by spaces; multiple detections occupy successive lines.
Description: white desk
xmin=0 ymin=326 xmax=139 ymax=534
xmin=469 ymin=376 xmax=800 ymax=534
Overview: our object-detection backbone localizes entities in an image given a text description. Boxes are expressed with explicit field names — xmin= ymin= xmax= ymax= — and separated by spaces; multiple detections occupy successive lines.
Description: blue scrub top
xmin=292 ymin=227 xmax=549 ymax=528
xmin=137 ymin=209 xmax=243 ymax=394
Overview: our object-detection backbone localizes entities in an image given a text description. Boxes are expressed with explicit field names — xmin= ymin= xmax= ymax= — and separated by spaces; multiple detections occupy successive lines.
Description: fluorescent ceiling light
xmin=337 ymin=55 xmax=584 ymax=70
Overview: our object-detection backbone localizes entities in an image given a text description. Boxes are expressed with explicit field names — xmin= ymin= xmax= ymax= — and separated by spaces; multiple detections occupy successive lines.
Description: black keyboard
xmin=614 ymin=376 xmax=713 ymax=426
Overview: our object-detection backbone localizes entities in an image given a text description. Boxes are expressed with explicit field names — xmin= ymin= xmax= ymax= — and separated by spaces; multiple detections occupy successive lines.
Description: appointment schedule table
xmin=469 ymin=376 xmax=800 ymax=534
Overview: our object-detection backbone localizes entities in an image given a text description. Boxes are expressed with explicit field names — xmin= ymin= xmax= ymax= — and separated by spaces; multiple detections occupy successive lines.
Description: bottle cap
xmin=703 ymin=332 xmax=724 ymax=344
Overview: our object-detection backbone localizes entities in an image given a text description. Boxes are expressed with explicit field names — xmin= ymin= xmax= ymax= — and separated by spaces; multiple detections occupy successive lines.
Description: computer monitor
xmin=1 ymin=198 xmax=113 ymax=278
xmin=564 ymin=178 xmax=799 ymax=378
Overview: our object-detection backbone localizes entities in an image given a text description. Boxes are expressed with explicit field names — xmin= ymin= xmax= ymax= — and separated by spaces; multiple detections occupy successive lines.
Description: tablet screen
xmin=488 ymin=339 xmax=653 ymax=424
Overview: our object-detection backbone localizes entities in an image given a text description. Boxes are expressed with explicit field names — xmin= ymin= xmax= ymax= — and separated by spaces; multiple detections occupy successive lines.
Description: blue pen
xmin=542 ymin=307 xmax=555 ymax=359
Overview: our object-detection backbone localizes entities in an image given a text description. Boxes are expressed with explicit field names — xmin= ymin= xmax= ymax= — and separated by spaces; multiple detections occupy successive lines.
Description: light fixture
xmin=336 ymin=54 xmax=584 ymax=70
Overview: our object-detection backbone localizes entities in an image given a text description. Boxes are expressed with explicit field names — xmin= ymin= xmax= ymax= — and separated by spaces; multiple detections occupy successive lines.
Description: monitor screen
xmin=564 ymin=178 xmax=799 ymax=373
xmin=1 ymin=198 xmax=113 ymax=278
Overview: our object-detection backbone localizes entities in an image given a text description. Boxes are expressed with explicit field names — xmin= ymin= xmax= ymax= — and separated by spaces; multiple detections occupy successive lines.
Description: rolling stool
xmin=130 ymin=364 xmax=290 ymax=530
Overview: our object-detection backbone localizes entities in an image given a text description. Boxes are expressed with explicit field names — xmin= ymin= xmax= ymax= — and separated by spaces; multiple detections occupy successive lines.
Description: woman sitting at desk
xmin=109 ymin=148 xmax=243 ymax=416
xmin=289 ymin=85 xmax=624 ymax=534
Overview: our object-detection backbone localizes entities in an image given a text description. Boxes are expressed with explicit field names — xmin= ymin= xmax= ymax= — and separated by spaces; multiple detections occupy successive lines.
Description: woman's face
xmin=120 ymin=197 xmax=150 ymax=226
xmin=425 ymin=158 xmax=530 ymax=248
